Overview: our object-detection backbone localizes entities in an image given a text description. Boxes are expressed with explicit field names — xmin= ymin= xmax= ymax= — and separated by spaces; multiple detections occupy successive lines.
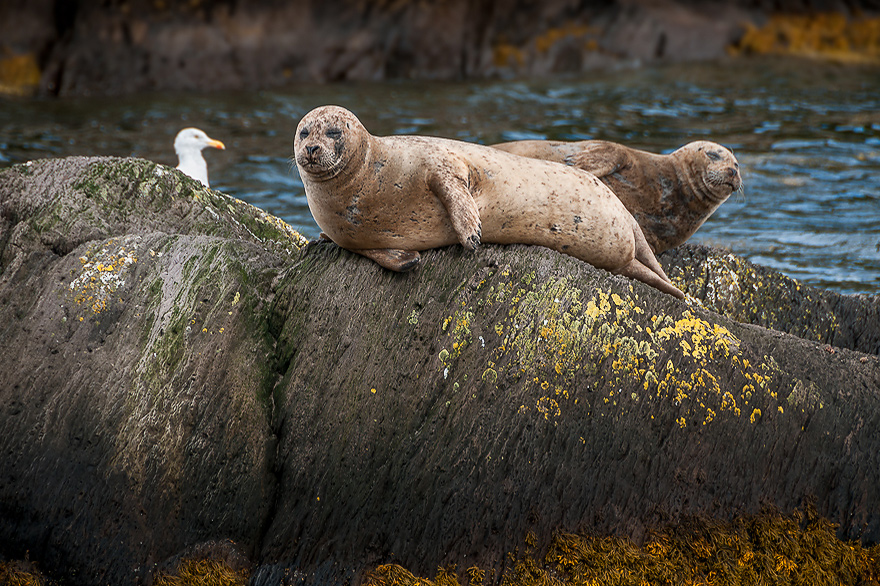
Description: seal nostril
xmin=306 ymin=145 xmax=320 ymax=156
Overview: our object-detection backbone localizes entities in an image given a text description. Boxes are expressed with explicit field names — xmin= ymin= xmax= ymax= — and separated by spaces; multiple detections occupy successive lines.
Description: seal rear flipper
xmin=356 ymin=248 xmax=422 ymax=272
xmin=629 ymin=215 xmax=672 ymax=282
xmin=614 ymin=260 xmax=685 ymax=299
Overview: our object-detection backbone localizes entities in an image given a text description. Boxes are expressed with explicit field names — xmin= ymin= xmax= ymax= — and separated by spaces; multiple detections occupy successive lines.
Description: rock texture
xmin=1 ymin=0 xmax=878 ymax=96
xmin=0 ymin=157 xmax=878 ymax=585
xmin=661 ymin=245 xmax=880 ymax=355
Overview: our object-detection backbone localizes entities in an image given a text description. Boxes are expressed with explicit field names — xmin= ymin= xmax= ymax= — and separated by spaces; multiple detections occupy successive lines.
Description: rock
xmin=661 ymin=244 xmax=880 ymax=355
xmin=3 ymin=0 xmax=877 ymax=96
xmin=0 ymin=157 xmax=878 ymax=585
xmin=0 ymin=157 xmax=302 ymax=583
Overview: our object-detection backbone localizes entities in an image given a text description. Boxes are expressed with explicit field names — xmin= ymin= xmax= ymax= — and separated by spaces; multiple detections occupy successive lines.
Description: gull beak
xmin=209 ymin=138 xmax=226 ymax=150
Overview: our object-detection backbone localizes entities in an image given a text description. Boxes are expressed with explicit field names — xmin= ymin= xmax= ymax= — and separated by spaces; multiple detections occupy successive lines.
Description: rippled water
xmin=2 ymin=57 xmax=878 ymax=294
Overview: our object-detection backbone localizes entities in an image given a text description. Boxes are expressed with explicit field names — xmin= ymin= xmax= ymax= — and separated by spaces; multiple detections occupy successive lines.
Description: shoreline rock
xmin=1 ymin=1 xmax=878 ymax=97
xmin=1 ymin=156 xmax=878 ymax=585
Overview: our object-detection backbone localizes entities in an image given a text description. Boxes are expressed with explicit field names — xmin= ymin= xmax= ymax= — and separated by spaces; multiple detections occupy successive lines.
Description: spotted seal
xmin=492 ymin=140 xmax=742 ymax=253
xmin=294 ymin=106 xmax=684 ymax=298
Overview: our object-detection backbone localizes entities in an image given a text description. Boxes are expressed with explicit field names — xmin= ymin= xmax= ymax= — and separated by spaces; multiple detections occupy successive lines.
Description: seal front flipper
xmin=355 ymin=248 xmax=422 ymax=272
xmin=565 ymin=142 xmax=625 ymax=178
xmin=427 ymin=160 xmax=482 ymax=250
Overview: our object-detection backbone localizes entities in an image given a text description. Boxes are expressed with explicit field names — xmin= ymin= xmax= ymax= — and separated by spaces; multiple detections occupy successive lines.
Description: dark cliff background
xmin=1 ymin=0 xmax=879 ymax=97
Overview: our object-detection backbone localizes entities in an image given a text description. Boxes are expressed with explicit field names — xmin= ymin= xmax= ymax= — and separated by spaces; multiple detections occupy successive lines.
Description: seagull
xmin=174 ymin=127 xmax=225 ymax=187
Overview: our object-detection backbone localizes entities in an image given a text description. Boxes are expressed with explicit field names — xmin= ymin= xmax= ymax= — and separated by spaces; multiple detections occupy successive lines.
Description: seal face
xmin=294 ymin=105 xmax=684 ymax=298
xmin=492 ymin=139 xmax=743 ymax=253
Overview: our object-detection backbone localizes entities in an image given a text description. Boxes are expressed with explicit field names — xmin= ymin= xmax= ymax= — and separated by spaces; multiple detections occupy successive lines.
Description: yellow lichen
xmin=536 ymin=396 xmax=561 ymax=421
xmin=534 ymin=23 xmax=595 ymax=53
xmin=69 ymin=236 xmax=139 ymax=314
xmin=0 ymin=50 xmax=41 ymax=97
xmin=482 ymin=368 xmax=498 ymax=384
xmin=492 ymin=42 xmax=525 ymax=68
xmin=435 ymin=267 xmax=785 ymax=429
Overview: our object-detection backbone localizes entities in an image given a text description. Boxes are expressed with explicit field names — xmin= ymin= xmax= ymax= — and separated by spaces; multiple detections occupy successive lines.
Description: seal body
xmin=492 ymin=140 xmax=742 ymax=253
xmin=294 ymin=106 xmax=684 ymax=298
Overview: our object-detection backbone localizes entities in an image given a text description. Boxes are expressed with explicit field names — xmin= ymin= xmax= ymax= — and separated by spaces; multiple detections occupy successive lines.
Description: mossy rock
xmin=661 ymin=244 xmax=880 ymax=355
xmin=1 ymin=157 xmax=878 ymax=586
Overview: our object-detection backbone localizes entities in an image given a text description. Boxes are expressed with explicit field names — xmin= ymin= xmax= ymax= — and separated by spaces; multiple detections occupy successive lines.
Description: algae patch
xmin=365 ymin=505 xmax=880 ymax=586
xmin=153 ymin=559 xmax=249 ymax=586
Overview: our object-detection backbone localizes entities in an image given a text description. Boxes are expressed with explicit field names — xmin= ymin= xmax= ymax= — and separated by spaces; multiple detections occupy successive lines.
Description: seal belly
xmin=308 ymin=181 xmax=460 ymax=252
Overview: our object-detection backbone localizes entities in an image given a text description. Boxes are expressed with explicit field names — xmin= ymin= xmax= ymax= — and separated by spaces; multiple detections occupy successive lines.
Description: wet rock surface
xmin=0 ymin=156 xmax=878 ymax=585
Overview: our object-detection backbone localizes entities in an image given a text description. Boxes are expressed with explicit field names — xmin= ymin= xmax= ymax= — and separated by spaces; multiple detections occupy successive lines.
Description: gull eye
xmin=706 ymin=151 xmax=721 ymax=161
xmin=299 ymin=128 xmax=310 ymax=139
xmin=326 ymin=128 xmax=342 ymax=139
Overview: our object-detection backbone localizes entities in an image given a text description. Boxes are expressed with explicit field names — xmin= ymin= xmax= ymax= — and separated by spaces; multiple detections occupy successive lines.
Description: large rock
xmin=1 ymin=0 xmax=858 ymax=96
xmin=0 ymin=157 xmax=878 ymax=585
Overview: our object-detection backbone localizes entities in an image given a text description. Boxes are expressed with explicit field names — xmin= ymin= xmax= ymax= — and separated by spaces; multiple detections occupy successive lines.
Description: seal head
xmin=295 ymin=105 xmax=367 ymax=182
xmin=672 ymin=141 xmax=742 ymax=204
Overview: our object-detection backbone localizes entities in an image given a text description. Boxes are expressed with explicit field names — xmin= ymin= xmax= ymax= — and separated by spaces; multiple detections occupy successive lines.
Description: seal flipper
xmin=616 ymin=215 xmax=684 ymax=299
xmin=427 ymin=160 xmax=482 ymax=250
xmin=629 ymin=215 xmax=672 ymax=282
xmin=566 ymin=141 xmax=625 ymax=178
xmin=614 ymin=259 xmax=685 ymax=299
xmin=356 ymin=248 xmax=422 ymax=272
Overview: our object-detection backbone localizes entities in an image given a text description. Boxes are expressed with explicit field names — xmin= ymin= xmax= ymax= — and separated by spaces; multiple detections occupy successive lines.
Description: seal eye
xmin=299 ymin=129 xmax=310 ymax=140
xmin=326 ymin=128 xmax=342 ymax=139
xmin=706 ymin=151 xmax=722 ymax=161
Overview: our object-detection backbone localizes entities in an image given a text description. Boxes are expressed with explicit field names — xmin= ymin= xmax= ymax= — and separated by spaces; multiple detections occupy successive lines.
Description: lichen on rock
xmin=1 ymin=157 xmax=879 ymax=586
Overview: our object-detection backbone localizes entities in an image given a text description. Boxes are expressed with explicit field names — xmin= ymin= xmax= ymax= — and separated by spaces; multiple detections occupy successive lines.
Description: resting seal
xmin=294 ymin=106 xmax=684 ymax=299
xmin=492 ymin=140 xmax=742 ymax=253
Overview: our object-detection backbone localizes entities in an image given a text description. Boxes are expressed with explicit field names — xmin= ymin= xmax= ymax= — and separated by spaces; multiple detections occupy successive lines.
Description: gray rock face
xmin=0 ymin=0 xmax=767 ymax=96
xmin=0 ymin=157 xmax=878 ymax=585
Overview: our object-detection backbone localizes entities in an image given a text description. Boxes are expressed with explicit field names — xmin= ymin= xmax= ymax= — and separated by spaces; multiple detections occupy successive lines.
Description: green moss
xmin=134 ymin=239 xmax=273 ymax=404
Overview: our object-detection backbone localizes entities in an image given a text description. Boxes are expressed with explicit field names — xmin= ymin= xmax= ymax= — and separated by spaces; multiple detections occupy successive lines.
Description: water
xmin=2 ymin=57 xmax=878 ymax=295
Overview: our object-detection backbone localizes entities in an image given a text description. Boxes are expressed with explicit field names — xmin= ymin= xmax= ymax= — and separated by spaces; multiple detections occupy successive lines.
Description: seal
xmin=294 ymin=105 xmax=684 ymax=299
xmin=492 ymin=140 xmax=742 ymax=253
